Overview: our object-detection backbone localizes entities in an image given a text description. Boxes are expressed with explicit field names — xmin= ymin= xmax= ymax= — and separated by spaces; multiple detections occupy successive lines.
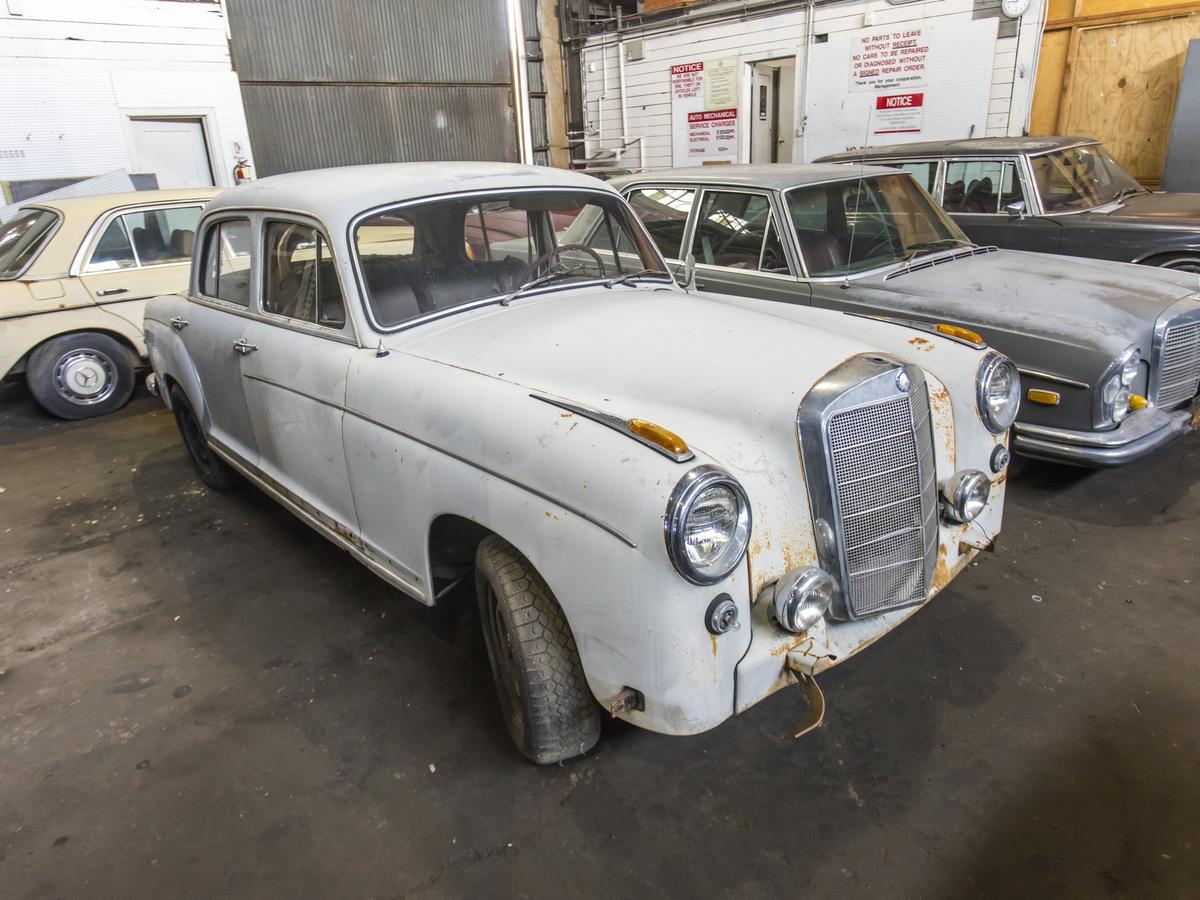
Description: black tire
xmin=1149 ymin=252 xmax=1200 ymax=274
xmin=170 ymin=385 xmax=239 ymax=491
xmin=475 ymin=535 xmax=600 ymax=764
xmin=26 ymin=332 xmax=136 ymax=420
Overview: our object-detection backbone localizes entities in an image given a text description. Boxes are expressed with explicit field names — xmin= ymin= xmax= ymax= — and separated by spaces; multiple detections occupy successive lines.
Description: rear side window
xmin=626 ymin=187 xmax=695 ymax=259
xmin=0 ymin=209 xmax=59 ymax=279
xmin=263 ymin=221 xmax=346 ymax=329
xmin=122 ymin=206 xmax=202 ymax=265
xmin=199 ymin=218 xmax=252 ymax=306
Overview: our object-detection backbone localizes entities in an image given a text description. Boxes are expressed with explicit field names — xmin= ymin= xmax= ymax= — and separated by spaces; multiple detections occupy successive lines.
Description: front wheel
xmin=475 ymin=535 xmax=600 ymax=764
xmin=170 ymin=385 xmax=239 ymax=491
xmin=26 ymin=333 xmax=135 ymax=420
xmin=1149 ymin=252 xmax=1200 ymax=274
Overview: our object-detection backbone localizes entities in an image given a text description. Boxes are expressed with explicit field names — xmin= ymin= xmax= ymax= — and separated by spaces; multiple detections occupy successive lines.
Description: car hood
xmin=1099 ymin=191 xmax=1200 ymax=223
xmin=397 ymin=285 xmax=887 ymax=468
xmin=858 ymin=248 xmax=1197 ymax=348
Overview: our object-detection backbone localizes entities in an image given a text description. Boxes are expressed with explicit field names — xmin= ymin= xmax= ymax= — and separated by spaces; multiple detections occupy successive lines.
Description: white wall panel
xmin=581 ymin=0 xmax=1047 ymax=169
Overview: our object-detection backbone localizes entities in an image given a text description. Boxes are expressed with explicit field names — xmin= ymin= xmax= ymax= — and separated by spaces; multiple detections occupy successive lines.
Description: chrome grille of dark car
xmin=1156 ymin=320 xmax=1200 ymax=410
xmin=827 ymin=382 xmax=938 ymax=618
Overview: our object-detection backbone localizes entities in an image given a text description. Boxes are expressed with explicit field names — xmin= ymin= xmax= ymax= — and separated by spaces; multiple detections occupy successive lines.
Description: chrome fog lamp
xmin=771 ymin=567 xmax=837 ymax=634
xmin=664 ymin=465 xmax=752 ymax=585
xmin=940 ymin=469 xmax=990 ymax=524
xmin=977 ymin=353 xmax=1021 ymax=433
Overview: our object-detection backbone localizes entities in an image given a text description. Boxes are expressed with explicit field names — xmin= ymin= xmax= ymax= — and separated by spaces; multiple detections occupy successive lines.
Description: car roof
xmin=205 ymin=162 xmax=617 ymax=222
xmin=611 ymin=162 xmax=903 ymax=191
xmin=816 ymin=135 xmax=1098 ymax=163
xmin=28 ymin=188 xmax=218 ymax=217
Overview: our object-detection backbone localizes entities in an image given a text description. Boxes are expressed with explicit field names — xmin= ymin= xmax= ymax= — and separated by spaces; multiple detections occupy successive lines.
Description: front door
xmin=238 ymin=218 xmax=359 ymax=532
xmin=687 ymin=188 xmax=811 ymax=304
xmin=181 ymin=216 xmax=259 ymax=465
xmin=941 ymin=158 xmax=1064 ymax=253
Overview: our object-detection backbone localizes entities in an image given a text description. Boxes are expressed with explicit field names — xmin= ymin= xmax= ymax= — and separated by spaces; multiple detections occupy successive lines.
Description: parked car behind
xmin=0 ymin=188 xmax=216 ymax=418
xmin=611 ymin=165 xmax=1200 ymax=467
xmin=817 ymin=137 xmax=1200 ymax=273
xmin=145 ymin=162 xmax=1012 ymax=763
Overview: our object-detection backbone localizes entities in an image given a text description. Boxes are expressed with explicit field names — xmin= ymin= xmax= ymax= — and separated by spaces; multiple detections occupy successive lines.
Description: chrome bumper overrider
xmin=145 ymin=373 xmax=159 ymax=397
xmin=1013 ymin=405 xmax=1197 ymax=467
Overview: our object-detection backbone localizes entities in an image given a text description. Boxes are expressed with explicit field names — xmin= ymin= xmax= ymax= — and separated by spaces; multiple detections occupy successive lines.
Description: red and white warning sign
xmin=873 ymin=92 xmax=924 ymax=135
xmin=671 ymin=58 xmax=739 ymax=165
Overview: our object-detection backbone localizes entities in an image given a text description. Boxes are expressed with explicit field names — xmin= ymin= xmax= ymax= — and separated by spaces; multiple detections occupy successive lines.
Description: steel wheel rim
xmin=484 ymin=583 xmax=525 ymax=737
xmin=1162 ymin=257 xmax=1200 ymax=274
xmin=53 ymin=349 xmax=117 ymax=405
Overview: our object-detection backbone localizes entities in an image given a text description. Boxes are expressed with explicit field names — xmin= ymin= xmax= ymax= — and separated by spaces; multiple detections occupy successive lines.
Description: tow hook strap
xmin=792 ymin=672 xmax=826 ymax=739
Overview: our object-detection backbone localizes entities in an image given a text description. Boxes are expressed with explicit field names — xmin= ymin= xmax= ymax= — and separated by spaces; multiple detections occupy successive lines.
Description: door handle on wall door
xmin=231 ymin=338 xmax=258 ymax=355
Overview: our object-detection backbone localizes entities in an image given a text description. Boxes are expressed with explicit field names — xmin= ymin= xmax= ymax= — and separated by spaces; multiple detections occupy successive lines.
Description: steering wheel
xmin=857 ymin=229 xmax=896 ymax=260
xmin=519 ymin=243 xmax=607 ymax=283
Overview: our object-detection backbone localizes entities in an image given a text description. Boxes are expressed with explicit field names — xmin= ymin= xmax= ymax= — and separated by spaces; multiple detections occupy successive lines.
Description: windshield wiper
xmin=602 ymin=268 xmax=670 ymax=289
xmin=1110 ymin=186 xmax=1148 ymax=204
xmin=499 ymin=264 xmax=585 ymax=307
xmin=899 ymin=238 xmax=973 ymax=264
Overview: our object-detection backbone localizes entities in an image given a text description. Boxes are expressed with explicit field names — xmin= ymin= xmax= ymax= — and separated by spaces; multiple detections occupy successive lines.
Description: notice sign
xmin=850 ymin=28 xmax=931 ymax=94
xmin=687 ymin=108 xmax=738 ymax=158
xmin=671 ymin=58 xmax=739 ymax=165
xmin=874 ymin=92 xmax=924 ymax=135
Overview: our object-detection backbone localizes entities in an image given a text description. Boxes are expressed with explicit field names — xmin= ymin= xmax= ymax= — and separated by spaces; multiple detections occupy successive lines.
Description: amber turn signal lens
xmin=628 ymin=419 xmax=690 ymax=457
xmin=1027 ymin=389 xmax=1060 ymax=406
xmin=935 ymin=323 xmax=985 ymax=345
xmin=1129 ymin=394 xmax=1148 ymax=411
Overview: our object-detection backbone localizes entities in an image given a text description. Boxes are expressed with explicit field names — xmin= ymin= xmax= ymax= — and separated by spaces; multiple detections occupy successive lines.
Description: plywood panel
xmin=1031 ymin=28 xmax=1071 ymax=133
xmin=1063 ymin=14 xmax=1200 ymax=183
xmin=1053 ymin=0 xmax=1198 ymax=21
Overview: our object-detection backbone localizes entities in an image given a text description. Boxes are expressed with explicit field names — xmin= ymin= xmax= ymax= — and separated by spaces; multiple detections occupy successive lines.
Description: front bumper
xmin=1012 ymin=404 xmax=1197 ymax=467
xmin=144 ymin=373 xmax=159 ymax=397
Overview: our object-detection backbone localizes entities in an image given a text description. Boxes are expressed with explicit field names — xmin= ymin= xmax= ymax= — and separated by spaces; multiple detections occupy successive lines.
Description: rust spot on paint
xmin=544 ymin=510 xmax=559 ymax=521
xmin=908 ymin=336 xmax=934 ymax=351
xmin=932 ymin=542 xmax=952 ymax=590
xmin=710 ymin=635 xmax=719 ymax=658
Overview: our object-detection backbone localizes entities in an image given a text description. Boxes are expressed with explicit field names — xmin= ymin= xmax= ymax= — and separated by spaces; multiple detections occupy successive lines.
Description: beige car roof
xmin=19 ymin=188 xmax=217 ymax=277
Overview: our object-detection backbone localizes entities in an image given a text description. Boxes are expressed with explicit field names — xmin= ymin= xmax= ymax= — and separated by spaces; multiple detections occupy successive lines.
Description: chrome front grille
xmin=826 ymin=381 xmax=938 ymax=618
xmin=1156 ymin=319 xmax=1200 ymax=410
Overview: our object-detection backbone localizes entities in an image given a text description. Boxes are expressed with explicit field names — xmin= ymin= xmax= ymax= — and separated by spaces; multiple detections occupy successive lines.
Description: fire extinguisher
xmin=232 ymin=157 xmax=254 ymax=184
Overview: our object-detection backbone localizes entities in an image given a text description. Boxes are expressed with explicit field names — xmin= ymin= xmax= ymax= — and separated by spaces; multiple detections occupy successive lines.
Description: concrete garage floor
xmin=1 ymin=381 xmax=1198 ymax=900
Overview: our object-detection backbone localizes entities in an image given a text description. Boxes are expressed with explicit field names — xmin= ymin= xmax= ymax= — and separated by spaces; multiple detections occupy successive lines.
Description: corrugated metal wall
xmin=225 ymin=0 xmax=522 ymax=175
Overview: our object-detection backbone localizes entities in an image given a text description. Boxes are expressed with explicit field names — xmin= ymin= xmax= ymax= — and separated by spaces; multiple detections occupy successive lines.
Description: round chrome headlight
xmin=941 ymin=469 xmax=990 ymax=524
xmin=977 ymin=353 xmax=1021 ymax=433
xmin=664 ymin=466 xmax=752 ymax=585
xmin=772 ymin=567 xmax=837 ymax=633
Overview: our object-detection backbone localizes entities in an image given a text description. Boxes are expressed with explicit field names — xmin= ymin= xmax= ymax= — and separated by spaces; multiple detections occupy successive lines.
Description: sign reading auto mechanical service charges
xmin=671 ymin=58 xmax=739 ymax=166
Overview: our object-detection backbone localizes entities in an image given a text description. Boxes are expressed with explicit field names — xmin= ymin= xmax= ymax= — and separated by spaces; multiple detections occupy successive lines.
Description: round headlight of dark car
xmin=664 ymin=466 xmax=751 ymax=585
xmin=977 ymin=353 xmax=1021 ymax=433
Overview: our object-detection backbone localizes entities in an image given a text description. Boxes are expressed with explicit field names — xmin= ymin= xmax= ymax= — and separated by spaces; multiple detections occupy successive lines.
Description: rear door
xmin=78 ymin=203 xmax=206 ymax=333
xmin=180 ymin=215 xmax=260 ymax=465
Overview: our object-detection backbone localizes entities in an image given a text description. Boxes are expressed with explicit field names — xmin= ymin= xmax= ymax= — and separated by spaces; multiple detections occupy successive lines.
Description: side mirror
xmin=1004 ymin=200 xmax=1027 ymax=219
xmin=682 ymin=253 xmax=697 ymax=292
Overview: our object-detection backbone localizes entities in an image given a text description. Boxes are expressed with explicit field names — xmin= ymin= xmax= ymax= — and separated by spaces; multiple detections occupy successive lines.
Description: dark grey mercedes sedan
xmin=817 ymin=137 xmax=1200 ymax=273
xmin=610 ymin=164 xmax=1200 ymax=467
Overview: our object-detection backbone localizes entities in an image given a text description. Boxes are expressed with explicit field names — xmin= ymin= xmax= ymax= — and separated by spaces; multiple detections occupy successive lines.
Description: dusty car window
xmin=121 ymin=206 xmax=202 ymax=265
xmin=355 ymin=190 xmax=664 ymax=329
xmin=263 ymin=221 xmax=346 ymax=329
xmin=691 ymin=191 xmax=791 ymax=274
xmin=897 ymin=162 xmax=937 ymax=193
xmin=1032 ymin=144 xmax=1144 ymax=212
xmin=786 ymin=174 xmax=969 ymax=277
xmin=0 ymin=209 xmax=59 ymax=279
xmin=199 ymin=219 xmax=252 ymax=307
xmin=943 ymin=161 xmax=1024 ymax=214
xmin=87 ymin=218 xmax=137 ymax=272
xmin=626 ymin=188 xmax=695 ymax=259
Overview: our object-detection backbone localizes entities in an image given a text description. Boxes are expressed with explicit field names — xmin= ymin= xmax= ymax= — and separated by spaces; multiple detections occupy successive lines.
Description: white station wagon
xmin=144 ymin=163 xmax=1016 ymax=763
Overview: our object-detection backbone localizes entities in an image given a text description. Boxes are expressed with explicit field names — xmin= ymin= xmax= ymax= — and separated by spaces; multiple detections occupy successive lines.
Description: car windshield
xmin=1031 ymin=144 xmax=1144 ymax=213
xmin=0 ymin=209 xmax=60 ymax=279
xmin=786 ymin=173 xmax=970 ymax=277
xmin=354 ymin=189 xmax=667 ymax=328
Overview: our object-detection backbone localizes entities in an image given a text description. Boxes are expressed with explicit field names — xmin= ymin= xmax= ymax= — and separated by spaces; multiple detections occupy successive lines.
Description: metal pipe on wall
xmin=506 ymin=0 xmax=535 ymax=164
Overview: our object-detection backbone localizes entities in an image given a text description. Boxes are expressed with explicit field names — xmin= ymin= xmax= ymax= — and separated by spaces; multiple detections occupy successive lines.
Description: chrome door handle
xmin=170 ymin=316 xmax=189 ymax=331
xmin=97 ymin=288 xmax=128 ymax=297
xmin=232 ymin=338 xmax=258 ymax=355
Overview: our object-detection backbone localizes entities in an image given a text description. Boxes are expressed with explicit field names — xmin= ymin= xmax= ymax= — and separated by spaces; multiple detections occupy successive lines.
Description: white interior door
xmin=130 ymin=118 xmax=215 ymax=188
xmin=748 ymin=59 xmax=797 ymax=164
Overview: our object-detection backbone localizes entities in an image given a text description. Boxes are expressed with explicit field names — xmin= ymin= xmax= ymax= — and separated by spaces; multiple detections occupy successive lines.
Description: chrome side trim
xmin=530 ymin=393 xmax=695 ymax=463
xmin=1016 ymin=367 xmax=1090 ymax=390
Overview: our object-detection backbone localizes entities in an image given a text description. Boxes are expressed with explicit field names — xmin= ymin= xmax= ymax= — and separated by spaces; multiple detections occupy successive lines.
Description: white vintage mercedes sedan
xmin=144 ymin=163 xmax=1016 ymax=763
